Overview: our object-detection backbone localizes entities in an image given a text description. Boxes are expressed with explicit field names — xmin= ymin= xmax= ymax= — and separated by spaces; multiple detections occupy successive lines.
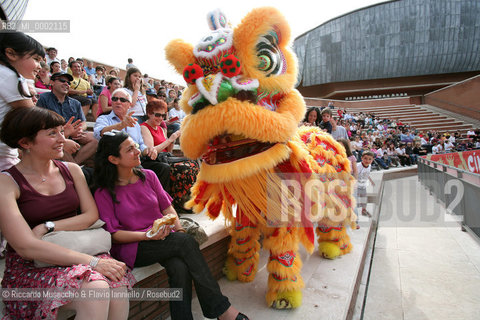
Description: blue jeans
xmin=167 ymin=122 xmax=181 ymax=136
xmin=134 ymin=232 xmax=231 ymax=320
xmin=409 ymin=154 xmax=418 ymax=164
xmin=375 ymin=157 xmax=390 ymax=169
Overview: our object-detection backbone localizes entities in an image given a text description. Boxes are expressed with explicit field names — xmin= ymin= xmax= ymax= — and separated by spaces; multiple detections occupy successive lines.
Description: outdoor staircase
xmin=342 ymin=104 xmax=476 ymax=136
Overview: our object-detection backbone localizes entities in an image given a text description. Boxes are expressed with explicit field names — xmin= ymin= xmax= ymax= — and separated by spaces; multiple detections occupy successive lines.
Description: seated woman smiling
xmin=0 ymin=107 xmax=134 ymax=320
xmin=140 ymin=99 xmax=199 ymax=211
xmin=140 ymin=99 xmax=179 ymax=153
xmin=93 ymin=130 xmax=248 ymax=320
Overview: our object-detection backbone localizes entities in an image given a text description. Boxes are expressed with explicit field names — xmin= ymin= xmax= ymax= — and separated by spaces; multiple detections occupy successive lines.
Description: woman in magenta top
xmin=140 ymin=99 xmax=180 ymax=153
xmin=93 ymin=130 xmax=248 ymax=320
xmin=97 ymin=76 xmax=121 ymax=117
xmin=0 ymin=107 xmax=133 ymax=319
xmin=34 ymin=61 xmax=51 ymax=91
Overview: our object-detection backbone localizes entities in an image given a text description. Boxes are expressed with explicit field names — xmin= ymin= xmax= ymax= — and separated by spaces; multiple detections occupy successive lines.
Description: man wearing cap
xmin=37 ymin=72 xmax=98 ymax=166
xmin=145 ymin=88 xmax=158 ymax=103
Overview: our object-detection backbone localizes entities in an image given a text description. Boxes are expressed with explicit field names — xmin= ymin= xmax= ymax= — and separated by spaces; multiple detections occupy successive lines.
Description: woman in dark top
xmin=0 ymin=107 xmax=134 ymax=319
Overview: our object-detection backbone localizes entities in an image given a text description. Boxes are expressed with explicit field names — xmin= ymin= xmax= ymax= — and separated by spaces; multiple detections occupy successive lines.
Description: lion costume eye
xmin=205 ymin=44 xmax=215 ymax=52
xmin=256 ymin=30 xmax=284 ymax=76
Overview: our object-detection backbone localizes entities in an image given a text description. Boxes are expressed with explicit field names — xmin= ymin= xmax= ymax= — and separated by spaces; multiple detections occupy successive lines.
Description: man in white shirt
xmin=395 ymin=143 xmax=411 ymax=166
xmin=444 ymin=140 xmax=454 ymax=152
xmin=431 ymin=140 xmax=443 ymax=154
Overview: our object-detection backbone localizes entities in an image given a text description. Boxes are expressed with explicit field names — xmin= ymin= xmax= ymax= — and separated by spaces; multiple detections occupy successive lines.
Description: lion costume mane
xmin=166 ymin=7 xmax=356 ymax=309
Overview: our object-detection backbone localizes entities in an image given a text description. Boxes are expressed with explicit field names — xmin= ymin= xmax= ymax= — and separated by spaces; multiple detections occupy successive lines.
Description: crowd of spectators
xmin=302 ymin=106 xmax=480 ymax=171
xmin=7 ymin=42 xmax=480 ymax=173
xmin=34 ymin=48 xmax=185 ymax=122
xmin=0 ymin=33 xmax=247 ymax=320
xmin=3 ymin=45 xmax=187 ymax=202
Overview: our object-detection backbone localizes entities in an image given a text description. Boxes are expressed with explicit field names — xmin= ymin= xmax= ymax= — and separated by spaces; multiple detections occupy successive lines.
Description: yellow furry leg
xmin=316 ymin=221 xmax=353 ymax=259
xmin=223 ymin=213 xmax=260 ymax=283
xmin=263 ymin=227 xmax=304 ymax=309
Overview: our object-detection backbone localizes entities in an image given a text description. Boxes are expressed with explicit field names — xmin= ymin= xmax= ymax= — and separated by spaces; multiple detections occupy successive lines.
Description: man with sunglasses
xmin=37 ymin=72 xmax=98 ymax=166
xmin=94 ymin=88 xmax=171 ymax=193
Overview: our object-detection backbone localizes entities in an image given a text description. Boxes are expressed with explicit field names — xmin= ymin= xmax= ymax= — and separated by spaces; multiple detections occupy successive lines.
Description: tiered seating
xmin=331 ymin=103 xmax=473 ymax=135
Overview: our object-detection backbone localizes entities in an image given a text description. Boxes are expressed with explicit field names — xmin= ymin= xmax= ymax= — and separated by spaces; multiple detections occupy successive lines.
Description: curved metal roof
xmin=294 ymin=0 xmax=480 ymax=86
xmin=0 ymin=0 xmax=29 ymax=21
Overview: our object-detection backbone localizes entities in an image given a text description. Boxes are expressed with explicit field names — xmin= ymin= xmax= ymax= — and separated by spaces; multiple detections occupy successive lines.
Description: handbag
xmin=179 ymin=217 xmax=208 ymax=246
xmin=157 ymin=152 xmax=190 ymax=164
xmin=34 ymin=219 xmax=112 ymax=268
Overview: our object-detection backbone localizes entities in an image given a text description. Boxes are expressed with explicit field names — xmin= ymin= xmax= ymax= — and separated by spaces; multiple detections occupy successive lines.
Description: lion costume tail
xmin=296 ymin=126 xmax=357 ymax=259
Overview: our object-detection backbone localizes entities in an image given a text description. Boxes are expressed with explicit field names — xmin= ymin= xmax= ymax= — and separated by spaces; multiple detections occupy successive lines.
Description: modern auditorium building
xmin=293 ymin=0 xmax=480 ymax=101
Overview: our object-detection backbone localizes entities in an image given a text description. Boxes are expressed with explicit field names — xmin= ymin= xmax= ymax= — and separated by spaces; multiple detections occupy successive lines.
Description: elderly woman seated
xmin=140 ymin=99 xmax=199 ymax=211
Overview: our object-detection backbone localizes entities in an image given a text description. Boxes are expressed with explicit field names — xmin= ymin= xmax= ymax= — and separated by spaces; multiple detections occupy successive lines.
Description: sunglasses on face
xmin=154 ymin=113 xmax=167 ymax=119
xmin=55 ymin=78 xmax=70 ymax=84
xmin=112 ymin=96 xmax=129 ymax=102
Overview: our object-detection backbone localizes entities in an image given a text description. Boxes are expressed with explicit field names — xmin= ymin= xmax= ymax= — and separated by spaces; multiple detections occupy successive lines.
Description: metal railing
xmin=418 ymin=157 xmax=480 ymax=242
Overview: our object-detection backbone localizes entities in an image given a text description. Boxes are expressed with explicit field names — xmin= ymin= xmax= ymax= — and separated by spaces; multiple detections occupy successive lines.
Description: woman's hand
xmin=143 ymin=147 xmax=158 ymax=160
xmin=31 ymin=224 xmax=48 ymax=239
xmin=168 ymin=131 xmax=181 ymax=143
xmin=134 ymin=78 xmax=142 ymax=92
xmin=94 ymin=258 xmax=127 ymax=282
xmin=147 ymin=226 xmax=171 ymax=241
xmin=64 ymin=139 xmax=81 ymax=154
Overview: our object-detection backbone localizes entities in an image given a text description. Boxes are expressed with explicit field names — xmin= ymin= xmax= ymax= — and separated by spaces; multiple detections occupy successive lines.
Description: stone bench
xmin=0 ymin=212 xmax=230 ymax=320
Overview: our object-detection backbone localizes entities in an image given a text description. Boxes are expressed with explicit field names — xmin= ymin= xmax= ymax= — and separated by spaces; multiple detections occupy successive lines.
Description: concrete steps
xmin=190 ymin=167 xmax=417 ymax=320
xmin=345 ymin=103 xmax=474 ymax=134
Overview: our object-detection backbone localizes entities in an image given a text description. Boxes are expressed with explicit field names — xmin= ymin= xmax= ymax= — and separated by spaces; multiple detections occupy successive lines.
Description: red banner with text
xmin=422 ymin=150 xmax=480 ymax=174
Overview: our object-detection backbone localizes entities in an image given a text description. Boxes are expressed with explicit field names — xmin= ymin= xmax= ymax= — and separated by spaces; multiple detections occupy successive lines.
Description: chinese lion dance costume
xmin=166 ymin=7 xmax=356 ymax=309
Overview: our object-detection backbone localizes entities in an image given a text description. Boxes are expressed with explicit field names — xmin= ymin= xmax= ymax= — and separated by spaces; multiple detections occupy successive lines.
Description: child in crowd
xmin=167 ymin=98 xmax=185 ymax=134
xmin=338 ymin=139 xmax=358 ymax=179
xmin=320 ymin=108 xmax=333 ymax=133
xmin=0 ymin=32 xmax=44 ymax=171
xmin=356 ymin=151 xmax=375 ymax=217
xmin=0 ymin=31 xmax=44 ymax=257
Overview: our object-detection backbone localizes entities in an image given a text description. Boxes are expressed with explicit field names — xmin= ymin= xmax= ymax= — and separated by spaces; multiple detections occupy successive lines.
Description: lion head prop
xmin=166 ymin=7 xmax=356 ymax=309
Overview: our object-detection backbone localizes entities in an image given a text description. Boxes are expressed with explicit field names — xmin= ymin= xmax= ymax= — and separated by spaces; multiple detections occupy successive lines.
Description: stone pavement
xmin=2 ymin=171 xmax=479 ymax=319
xmin=363 ymin=176 xmax=480 ymax=320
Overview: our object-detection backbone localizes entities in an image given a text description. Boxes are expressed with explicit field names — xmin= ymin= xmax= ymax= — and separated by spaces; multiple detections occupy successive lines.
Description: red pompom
xmin=183 ymin=63 xmax=204 ymax=84
xmin=220 ymin=54 xmax=241 ymax=78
